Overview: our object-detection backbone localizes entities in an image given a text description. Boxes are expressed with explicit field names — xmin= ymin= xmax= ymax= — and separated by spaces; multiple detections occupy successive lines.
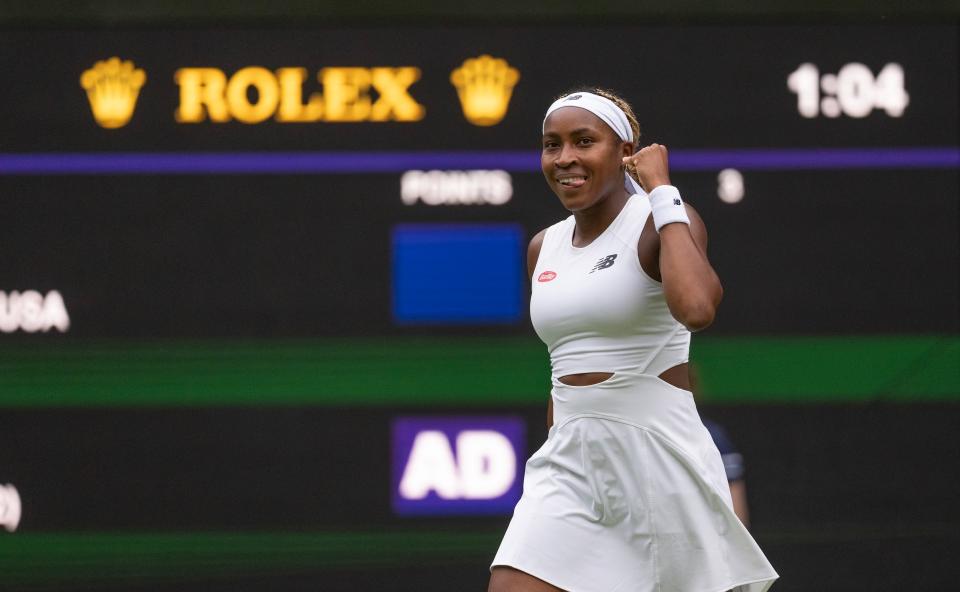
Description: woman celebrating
xmin=488 ymin=89 xmax=778 ymax=592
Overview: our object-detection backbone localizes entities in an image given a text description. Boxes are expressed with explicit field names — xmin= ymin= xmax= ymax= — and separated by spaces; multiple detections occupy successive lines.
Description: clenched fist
xmin=623 ymin=143 xmax=671 ymax=193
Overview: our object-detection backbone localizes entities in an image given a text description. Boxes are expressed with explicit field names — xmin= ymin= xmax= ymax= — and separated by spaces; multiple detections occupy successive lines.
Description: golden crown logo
xmin=450 ymin=55 xmax=519 ymax=127
xmin=80 ymin=57 xmax=146 ymax=129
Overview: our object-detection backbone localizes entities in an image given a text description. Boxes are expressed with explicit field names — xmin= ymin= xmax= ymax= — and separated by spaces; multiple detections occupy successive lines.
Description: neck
xmin=571 ymin=186 xmax=631 ymax=247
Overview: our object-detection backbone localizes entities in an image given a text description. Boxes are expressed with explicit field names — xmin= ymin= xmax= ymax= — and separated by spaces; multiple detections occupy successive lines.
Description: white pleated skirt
xmin=491 ymin=372 xmax=778 ymax=592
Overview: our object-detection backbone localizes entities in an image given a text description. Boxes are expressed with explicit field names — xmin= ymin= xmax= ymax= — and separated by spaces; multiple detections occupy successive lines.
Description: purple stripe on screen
xmin=0 ymin=148 xmax=956 ymax=175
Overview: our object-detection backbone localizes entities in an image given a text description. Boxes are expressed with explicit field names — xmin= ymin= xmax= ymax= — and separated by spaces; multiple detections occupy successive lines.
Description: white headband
xmin=543 ymin=92 xmax=634 ymax=142
xmin=542 ymin=91 xmax=646 ymax=196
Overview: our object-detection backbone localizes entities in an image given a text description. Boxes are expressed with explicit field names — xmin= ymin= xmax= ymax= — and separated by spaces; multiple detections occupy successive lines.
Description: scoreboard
xmin=0 ymin=24 xmax=958 ymax=589
xmin=0 ymin=25 xmax=956 ymax=338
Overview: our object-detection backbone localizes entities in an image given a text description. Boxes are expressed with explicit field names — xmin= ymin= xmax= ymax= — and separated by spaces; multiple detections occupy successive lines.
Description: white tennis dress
xmin=492 ymin=194 xmax=778 ymax=592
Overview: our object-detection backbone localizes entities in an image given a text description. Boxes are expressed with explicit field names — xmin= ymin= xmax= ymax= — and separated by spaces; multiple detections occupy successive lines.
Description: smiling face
xmin=541 ymin=106 xmax=634 ymax=213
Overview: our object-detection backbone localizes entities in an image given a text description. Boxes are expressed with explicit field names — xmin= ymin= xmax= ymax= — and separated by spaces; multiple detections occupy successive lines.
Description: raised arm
xmin=658 ymin=203 xmax=722 ymax=331
xmin=626 ymin=144 xmax=723 ymax=332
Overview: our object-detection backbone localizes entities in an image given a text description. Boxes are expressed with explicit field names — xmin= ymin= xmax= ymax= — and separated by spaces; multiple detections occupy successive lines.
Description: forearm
xmin=659 ymin=223 xmax=723 ymax=331
xmin=626 ymin=147 xmax=722 ymax=330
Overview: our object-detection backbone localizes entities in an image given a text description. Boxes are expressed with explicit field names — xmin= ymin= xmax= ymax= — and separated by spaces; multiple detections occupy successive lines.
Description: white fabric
xmin=624 ymin=173 xmax=647 ymax=198
xmin=648 ymin=185 xmax=691 ymax=232
xmin=530 ymin=194 xmax=690 ymax=379
xmin=497 ymin=185 xmax=778 ymax=590
xmin=543 ymin=92 xmax=635 ymax=143
xmin=491 ymin=373 xmax=779 ymax=592
xmin=543 ymin=91 xmax=648 ymax=198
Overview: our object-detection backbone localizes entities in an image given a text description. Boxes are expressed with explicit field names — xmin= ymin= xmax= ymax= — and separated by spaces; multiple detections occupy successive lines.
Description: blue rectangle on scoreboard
xmin=391 ymin=223 xmax=523 ymax=324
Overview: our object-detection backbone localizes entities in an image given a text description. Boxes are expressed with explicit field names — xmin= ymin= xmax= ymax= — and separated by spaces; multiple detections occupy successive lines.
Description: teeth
xmin=558 ymin=176 xmax=586 ymax=186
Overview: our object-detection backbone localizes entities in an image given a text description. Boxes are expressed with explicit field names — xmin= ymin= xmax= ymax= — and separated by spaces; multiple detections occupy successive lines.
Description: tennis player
xmin=488 ymin=89 xmax=778 ymax=592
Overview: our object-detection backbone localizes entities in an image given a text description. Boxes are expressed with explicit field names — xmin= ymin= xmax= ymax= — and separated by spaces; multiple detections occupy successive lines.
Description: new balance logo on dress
xmin=590 ymin=254 xmax=617 ymax=273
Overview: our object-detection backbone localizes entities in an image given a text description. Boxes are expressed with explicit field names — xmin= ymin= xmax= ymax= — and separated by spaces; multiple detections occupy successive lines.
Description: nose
xmin=554 ymin=142 xmax=577 ymax=168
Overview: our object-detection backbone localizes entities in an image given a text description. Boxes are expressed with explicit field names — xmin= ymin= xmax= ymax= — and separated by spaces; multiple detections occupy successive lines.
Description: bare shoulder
xmin=527 ymin=228 xmax=548 ymax=277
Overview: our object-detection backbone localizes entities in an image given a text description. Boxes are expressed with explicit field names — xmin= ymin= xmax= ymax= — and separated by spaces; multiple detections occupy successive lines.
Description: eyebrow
xmin=542 ymin=127 xmax=598 ymax=138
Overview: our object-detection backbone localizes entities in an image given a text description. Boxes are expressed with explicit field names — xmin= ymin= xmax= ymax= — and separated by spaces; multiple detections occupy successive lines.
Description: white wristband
xmin=648 ymin=185 xmax=690 ymax=232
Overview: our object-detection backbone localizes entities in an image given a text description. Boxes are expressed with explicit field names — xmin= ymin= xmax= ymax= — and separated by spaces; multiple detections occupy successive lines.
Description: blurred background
xmin=0 ymin=1 xmax=957 ymax=590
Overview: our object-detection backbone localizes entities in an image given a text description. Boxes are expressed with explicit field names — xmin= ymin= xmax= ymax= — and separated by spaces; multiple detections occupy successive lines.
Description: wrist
xmin=645 ymin=178 xmax=671 ymax=192
xmin=648 ymin=185 xmax=690 ymax=232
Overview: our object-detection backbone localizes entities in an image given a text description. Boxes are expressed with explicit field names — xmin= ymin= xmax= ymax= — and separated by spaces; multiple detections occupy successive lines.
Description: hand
xmin=623 ymin=143 xmax=671 ymax=193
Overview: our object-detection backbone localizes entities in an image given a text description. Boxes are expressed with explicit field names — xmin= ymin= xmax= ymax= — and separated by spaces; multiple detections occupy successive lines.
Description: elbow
xmin=678 ymin=302 xmax=717 ymax=332
xmin=675 ymin=284 xmax=722 ymax=333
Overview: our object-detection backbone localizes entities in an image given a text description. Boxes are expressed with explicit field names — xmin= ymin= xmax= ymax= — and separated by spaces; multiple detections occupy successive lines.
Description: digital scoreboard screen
xmin=0 ymin=25 xmax=956 ymax=338
xmin=0 ymin=23 xmax=958 ymax=590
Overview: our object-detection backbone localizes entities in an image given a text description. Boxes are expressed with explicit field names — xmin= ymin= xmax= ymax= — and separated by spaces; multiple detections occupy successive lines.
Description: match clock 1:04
xmin=787 ymin=63 xmax=909 ymax=119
